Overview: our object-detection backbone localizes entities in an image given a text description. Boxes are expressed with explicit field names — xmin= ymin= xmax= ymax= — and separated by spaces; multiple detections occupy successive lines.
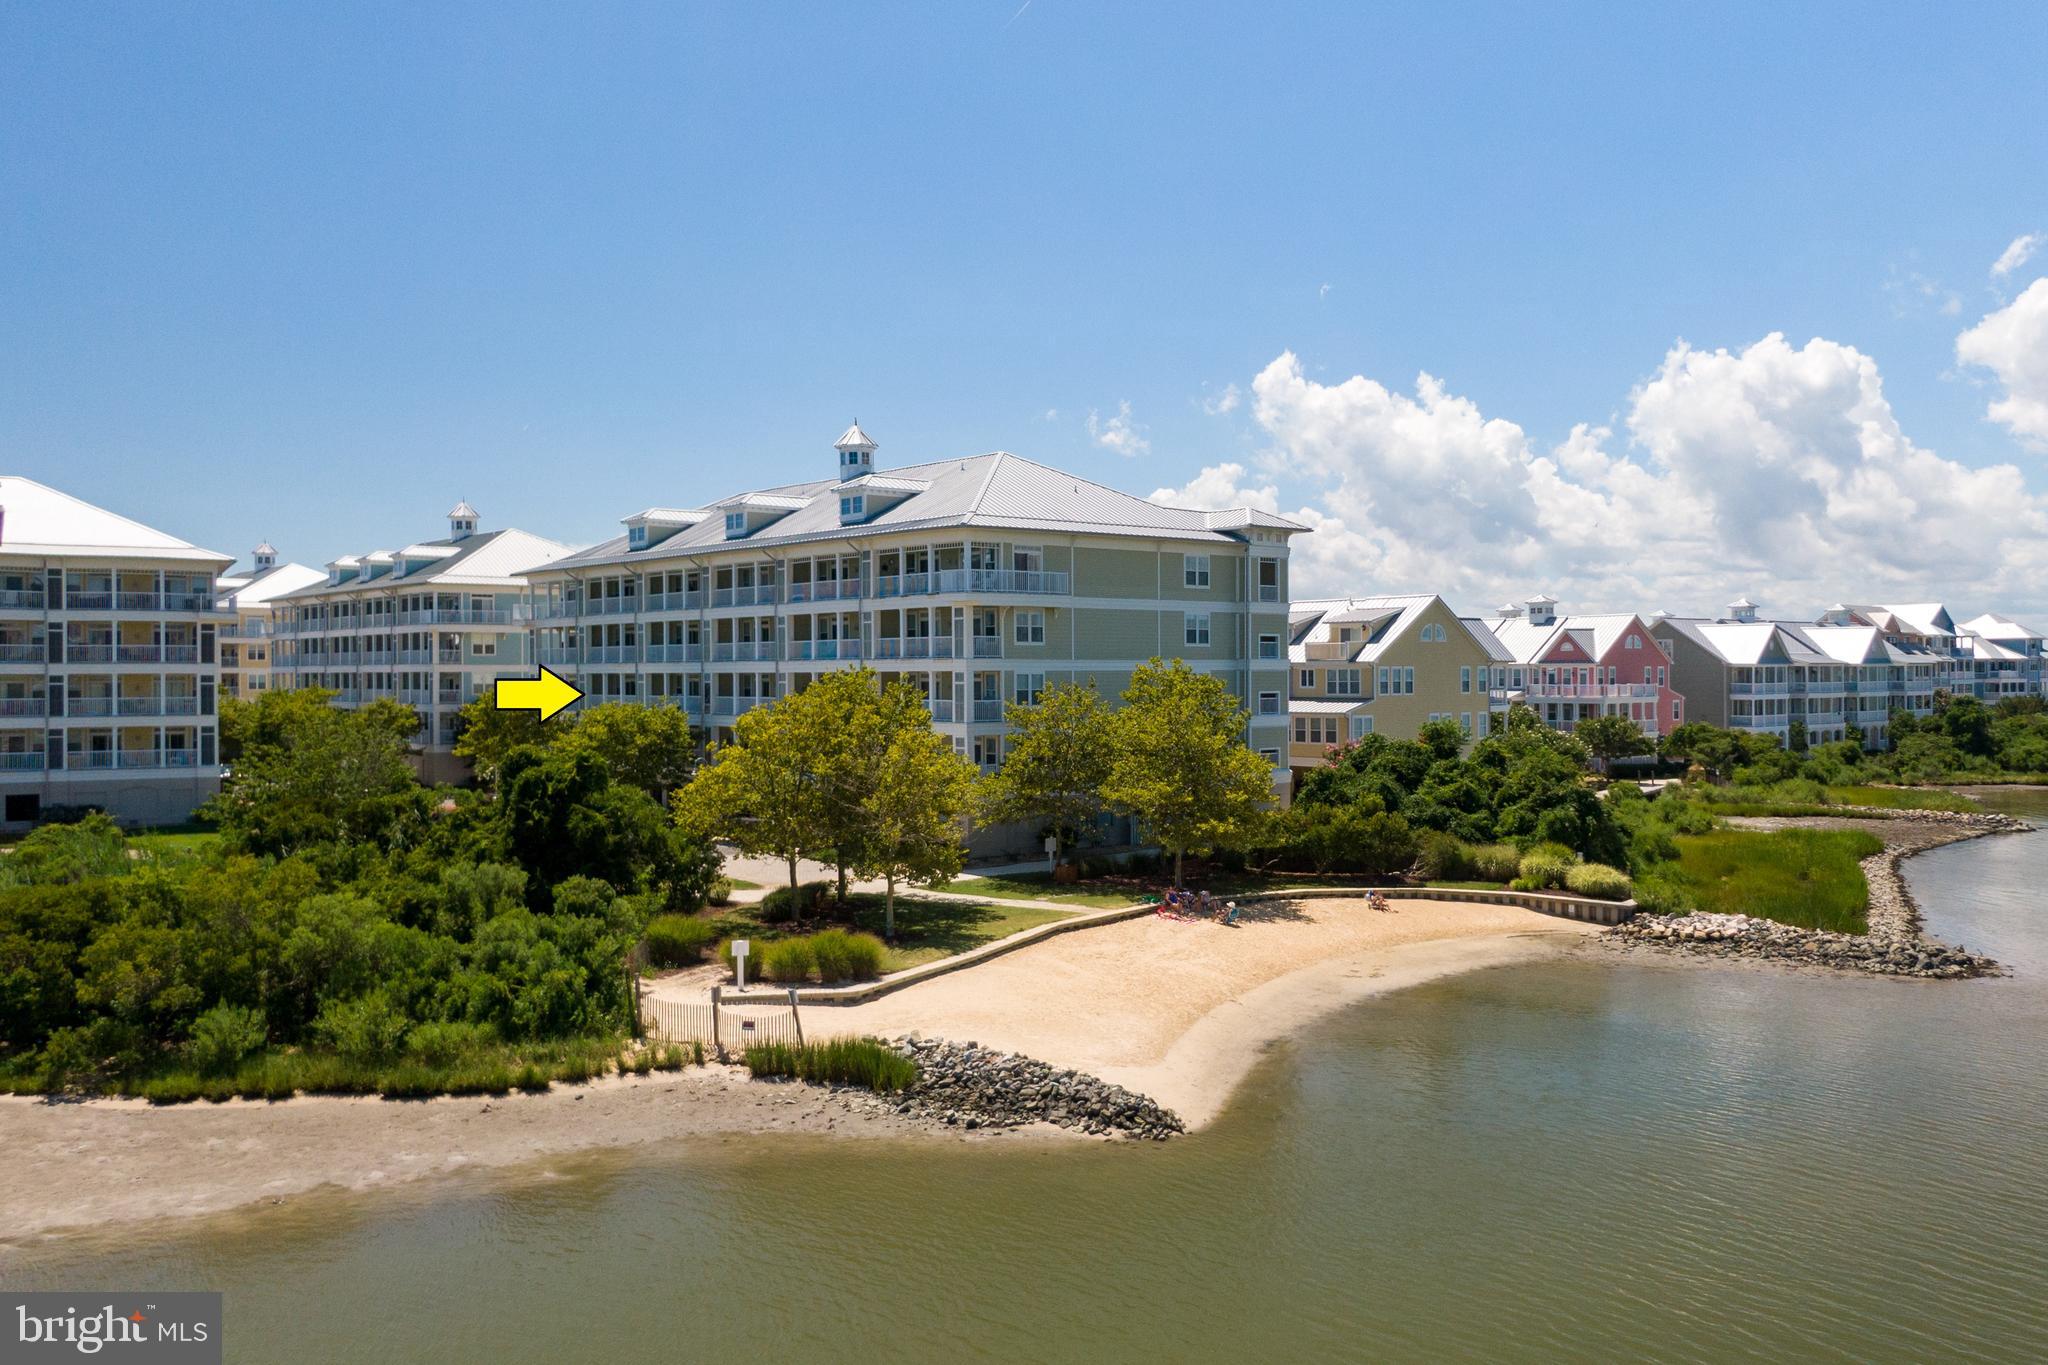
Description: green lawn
xmin=720 ymin=877 xmax=764 ymax=891
xmin=1634 ymin=828 xmax=1883 ymax=933
xmin=1824 ymin=785 xmax=1979 ymax=812
xmin=129 ymin=829 xmax=223 ymax=858
xmin=942 ymin=872 xmax=1143 ymax=909
xmin=707 ymin=893 xmax=1076 ymax=973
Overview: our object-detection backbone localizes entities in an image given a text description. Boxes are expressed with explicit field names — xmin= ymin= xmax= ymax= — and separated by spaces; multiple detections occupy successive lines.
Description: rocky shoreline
xmin=881 ymin=1037 xmax=1185 ymax=1140
xmin=1608 ymin=808 xmax=2031 ymax=979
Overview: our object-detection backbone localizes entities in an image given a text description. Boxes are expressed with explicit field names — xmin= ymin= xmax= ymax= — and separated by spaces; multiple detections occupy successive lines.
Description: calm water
xmin=8 ymin=794 xmax=2048 ymax=1363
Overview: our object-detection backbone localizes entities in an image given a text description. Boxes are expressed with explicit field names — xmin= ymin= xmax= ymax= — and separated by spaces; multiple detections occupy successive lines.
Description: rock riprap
xmin=885 ymin=1037 xmax=1185 ymax=1140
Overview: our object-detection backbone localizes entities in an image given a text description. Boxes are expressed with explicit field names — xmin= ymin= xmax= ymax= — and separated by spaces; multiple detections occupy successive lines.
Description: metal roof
xmin=278 ymin=527 xmax=580 ymax=600
xmin=0 ymin=475 xmax=232 ymax=565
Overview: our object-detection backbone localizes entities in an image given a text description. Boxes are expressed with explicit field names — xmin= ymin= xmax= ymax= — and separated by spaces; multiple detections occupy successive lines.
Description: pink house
xmin=1482 ymin=596 xmax=1685 ymax=738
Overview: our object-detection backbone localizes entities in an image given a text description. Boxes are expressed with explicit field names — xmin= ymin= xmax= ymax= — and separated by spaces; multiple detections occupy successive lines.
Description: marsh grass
xmin=742 ymin=1037 xmax=919 ymax=1094
xmin=1634 ymin=828 xmax=1883 ymax=933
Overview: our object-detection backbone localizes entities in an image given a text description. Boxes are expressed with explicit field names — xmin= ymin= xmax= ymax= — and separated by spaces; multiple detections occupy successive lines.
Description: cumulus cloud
xmin=1086 ymin=400 xmax=1149 ymax=456
xmin=1178 ymin=338 xmax=2048 ymax=617
xmin=1200 ymin=383 xmax=1241 ymax=416
xmin=1992 ymin=233 xmax=2042 ymax=279
xmin=1150 ymin=462 xmax=1278 ymax=512
xmin=1957 ymin=279 xmax=2048 ymax=449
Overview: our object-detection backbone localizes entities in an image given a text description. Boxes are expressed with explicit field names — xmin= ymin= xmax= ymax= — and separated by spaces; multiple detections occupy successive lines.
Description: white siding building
xmin=216 ymin=543 xmax=323 ymax=700
xmin=0 ymin=477 xmax=233 ymax=827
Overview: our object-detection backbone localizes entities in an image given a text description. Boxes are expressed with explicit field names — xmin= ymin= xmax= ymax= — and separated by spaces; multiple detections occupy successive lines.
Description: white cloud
xmin=1227 ymin=337 xmax=2048 ymax=617
xmin=1884 ymin=264 xmax=1961 ymax=317
xmin=1958 ymin=279 xmax=2048 ymax=448
xmin=1992 ymin=232 xmax=2042 ymax=278
xmin=1200 ymin=383 xmax=1241 ymax=416
xmin=1150 ymin=462 xmax=1277 ymax=512
xmin=1086 ymin=400 xmax=1149 ymax=457
xmin=1041 ymin=408 xmax=1059 ymax=422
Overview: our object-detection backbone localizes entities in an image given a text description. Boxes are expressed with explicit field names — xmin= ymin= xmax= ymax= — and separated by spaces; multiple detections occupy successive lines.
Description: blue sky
xmin=4 ymin=3 xmax=2047 ymax=616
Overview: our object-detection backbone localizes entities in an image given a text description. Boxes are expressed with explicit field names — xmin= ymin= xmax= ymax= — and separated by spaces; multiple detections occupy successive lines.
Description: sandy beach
xmin=3 ymin=895 xmax=1593 ymax=1240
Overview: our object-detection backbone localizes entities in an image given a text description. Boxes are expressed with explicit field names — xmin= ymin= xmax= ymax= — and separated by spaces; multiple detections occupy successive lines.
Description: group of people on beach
xmin=1156 ymin=887 xmax=1240 ymax=925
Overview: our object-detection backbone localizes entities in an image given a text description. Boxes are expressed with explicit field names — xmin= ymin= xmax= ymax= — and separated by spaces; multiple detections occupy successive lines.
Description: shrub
xmin=314 ymin=993 xmax=411 ymax=1064
xmin=645 ymin=913 xmax=718 ymax=967
xmin=809 ymin=929 xmax=887 ymax=983
xmin=758 ymin=880 xmax=833 ymax=923
xmin=404 ymin=1020 xmax=498 ymax=1069
xmin=1468 ymin=843 xmax=1523 ymax=882
xmin=742 ymin=1037 xmax=918 ymax=1093
xmin=758 ymin=937 xmax=817 ymax=983
xmin=1417 ymin=831 xmax=1471 ymax=880
xmin=707 ymin=876 xmax=735 ymax=907
xmin=185 ymin=1004 xmax=268 ymax=1077
xmin=1564 ymin=862 xmax=1633 ymax=900
xmin=1512 ymin=844 xmax=1578 ymax=892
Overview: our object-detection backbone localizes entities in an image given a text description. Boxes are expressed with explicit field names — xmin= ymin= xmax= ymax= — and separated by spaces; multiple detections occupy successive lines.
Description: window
xmin=1421 ymin=623 xmax=1446 ymax=643
xmin=839 ymin=495 xmax=865 ymax=520
xmin=1627 ymin=633 xmax=1642 ymax=650
xmin=1672 ymin=699 xmax=1681 ymax=721
xmin=1015 ymin=672 xmax=1045 ymax=705
xmin=1460 ymin=712 xmax=1472 ymax=733
xmin=1294 ymin=715 xmax=1340 ymax=745
xmin=1329 ymin=668 xmax=1361 ymax=696
xmin=628 ymin=525 xmax=647 ymax=549
xmin=1015 ymin=610 xmax=1046 ymax=645
xmin=1012 ymin=547 xmax=1043 ymax=574
xmin=1258 ymin=634 xmax=1280 ymax=660
xmin=1644 ymin=666 xmax=1653 ymax=684
xmin=724 ymin=511 xmax=746 ymax=537
xmin=1299 ymin=668 xmax=1317 ymax=689
xmin=1460 ymin=666 xmax=1472 ymax=694
xmin=1257 ymin=691 xmax=1280 ymax=715
xmin=1402 ymin=667 xmax=1415 ymax=695
xmin=473 ymin=639 xmax=495 ymax=657
xmin=1657 ymin=666 xmax=1667 ymax=687
xmin=1258 ymin=748 xmax=1281 ymax=765
xmin=1183 ymin=554 xmax=1211 ymax=589
xmin=1184 ymin=613 xmax=1211 ymax=646
xmin=1349 ymin=713 xmax=1374 ymax=740
xmin=1257 ymin=559 xmax=1279 ymax=602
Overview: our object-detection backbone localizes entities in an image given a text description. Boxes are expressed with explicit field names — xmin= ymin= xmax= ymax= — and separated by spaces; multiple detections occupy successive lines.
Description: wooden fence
xmin=642 ymin=988 xmax=818 ymax=1054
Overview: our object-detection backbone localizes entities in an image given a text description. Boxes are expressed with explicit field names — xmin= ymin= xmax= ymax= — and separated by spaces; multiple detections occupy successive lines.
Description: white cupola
xmin=1727 ymin=596 xmax=1758 ymax=623
xmin=1526 ymin=593 xmax=1558 ymax=626
xmin=448 ymin=501 xmax=479 ymax=540
xmin=834 ymin=421 xmax=877 ymax=478
xmin=252 ymin=541 xmax=278 ymax=572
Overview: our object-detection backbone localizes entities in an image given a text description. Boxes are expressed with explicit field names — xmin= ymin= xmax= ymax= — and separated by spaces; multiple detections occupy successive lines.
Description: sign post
xmin=731 ymin=938 xmax=750 ymax=990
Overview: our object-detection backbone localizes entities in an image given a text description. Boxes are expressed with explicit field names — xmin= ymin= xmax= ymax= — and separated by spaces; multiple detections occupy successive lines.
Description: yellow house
xmin=1285 ymin=594 xmax=1511 ymax=781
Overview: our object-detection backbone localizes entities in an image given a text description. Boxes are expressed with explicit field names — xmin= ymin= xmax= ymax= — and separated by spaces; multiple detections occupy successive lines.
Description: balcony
xmin=1728 ymin=681 xmax=1792 ymax=696
xmin=118 ymin=696 xmax=200 ymax=717
xmin=586 ymin=645 xmax=639 ymax=664
xmin=0 ymin=590 xmax=46 ymax=611
xmin=111 ymin=749 xmax=202 ymax=769
xmin=115 ymin=644 xmax=163 ymax=663
xmin=436 ymin=650 xmax=465 ymax=665
xmin=644 ymin=592 xmax=703 ymax=612
xmin=0 ymin=751 xmax=46 ymax=770
xmin=645 ymin=643 xmax=702 ymax=663
xmin=165 ymin=593 xmax=217 ymax=612
xmin=395 ymin=607 xmax=528 ymax=626
xmin=66 ymin=644 xmax=115 ymax=663
xmin=874 ymin=569 xmax=1071 ymax=597
xmin=971 ymin=636 xmax=1003 ymax=658
xmin=398 ymin=689 xmax=432 ymax=705
xmin=787 ymin=581 xmax=847 ymax=604
xmin=928 ymin=699 xmax=957 ymax=722
xmin=585 ymin=598 xmax=639 ymax=617
xmin=64 ymin=592 xmax=114 ymax=610
xmin=0 ymin=644 xmax=45 ymax=663
xmin=971 ymin=699 xmax=1005 ymax=723
xmin=0 ymin=698 xmax=46 ymax=718
xmin=792 ymin=640 xmax=844 ymax=661
xmin=116 ymin=592 xmax=161 ymax=611
xmin=397 ymin=649 xmax=432 ymax=664
xmin=1521 ymin=681 xmax=1659 ymax=701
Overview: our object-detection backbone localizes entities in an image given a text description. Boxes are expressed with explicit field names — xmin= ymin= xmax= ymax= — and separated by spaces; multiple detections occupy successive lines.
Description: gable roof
xmin=0 ymin=476 xmax=232 ymax=566
xmin=1483 ymin=612 xmax=1655 ymax=667
xmin=222 ymin=562 xmax=326 ymax=608
xmin=1962 ymin=612 xmax=2044 ymax=643
xmin=530 ymin=451 xmax=1307 ymax=573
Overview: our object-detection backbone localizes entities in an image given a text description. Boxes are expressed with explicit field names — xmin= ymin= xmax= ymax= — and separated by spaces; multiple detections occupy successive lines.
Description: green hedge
xmin=646 ymin=913 xmax=718 ymax=967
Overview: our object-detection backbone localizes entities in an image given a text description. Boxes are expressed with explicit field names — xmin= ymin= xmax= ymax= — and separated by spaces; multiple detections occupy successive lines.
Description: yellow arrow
xmin=494 ymin=666 xmax=583 ymax=722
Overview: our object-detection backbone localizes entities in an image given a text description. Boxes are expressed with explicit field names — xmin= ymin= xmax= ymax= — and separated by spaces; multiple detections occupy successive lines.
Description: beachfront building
xmin=1655 ymin=598 xmax=1944 ymax=750
xmin=1284 ymin=594 xmax=1510 ymax=778
xmin=519 ymin=426 xmax=1304 ymax=813
xmin=215 ymin=543 xmax=323 ymax=700
xmin=1960 ymin=612 xmax=2047 ymax=699
xmin=1823 ymin=603 xmax=2045 ymax=705
xmin=270 ymin=505 xmax=577 ymax=782
xmin=0 ymin=476 xmax=233 ymax=827
xmin=1481 ymin=596 xmax=1684 ymax=741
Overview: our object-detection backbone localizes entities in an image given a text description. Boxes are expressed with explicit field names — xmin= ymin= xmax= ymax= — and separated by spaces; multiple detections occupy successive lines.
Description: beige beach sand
xmin=814 ymin=897 xmax=1597 ymax=1127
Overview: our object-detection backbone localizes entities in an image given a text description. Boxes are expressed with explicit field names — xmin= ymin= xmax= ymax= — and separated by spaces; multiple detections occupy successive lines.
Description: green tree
xmin=673 ymin=683 xmax=840 ymax=892
xmin=451 ymin=686 xmax=547 ymax=788
xmin=206 ymin=692 xmax=423 ymax=854
xmin=1576 ymin=713 xmax=1649 ymax=774
xmin=557 ymin=701 xmax=698 ymax=802
xmin=847 ymin=683 xmax=979 ymax=937
xmin=976 ymin=681 xmax=1117 ymax=870
xmin=1102 ymin=658 xmax=1276 ymax=887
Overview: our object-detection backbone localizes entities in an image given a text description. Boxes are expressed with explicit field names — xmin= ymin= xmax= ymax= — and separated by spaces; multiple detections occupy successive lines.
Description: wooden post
xmin=710 ymin=984 xmax=722 ymax=1058
xmin=788 ymin=987 xmax=804 ymax=1047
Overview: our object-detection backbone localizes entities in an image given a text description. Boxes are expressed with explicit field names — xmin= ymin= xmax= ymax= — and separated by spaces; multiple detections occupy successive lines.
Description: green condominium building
xmin=519 ymin=425 xmax=1305 ymax=810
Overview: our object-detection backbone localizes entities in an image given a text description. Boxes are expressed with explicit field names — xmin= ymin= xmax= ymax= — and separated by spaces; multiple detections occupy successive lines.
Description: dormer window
xmin=839 ymin=495 xmax=865 ymax=522
xmin=724 ymin=511 xmax=747 ymax=538
xmin=628 ymin=525 xmax=648 ymax=549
